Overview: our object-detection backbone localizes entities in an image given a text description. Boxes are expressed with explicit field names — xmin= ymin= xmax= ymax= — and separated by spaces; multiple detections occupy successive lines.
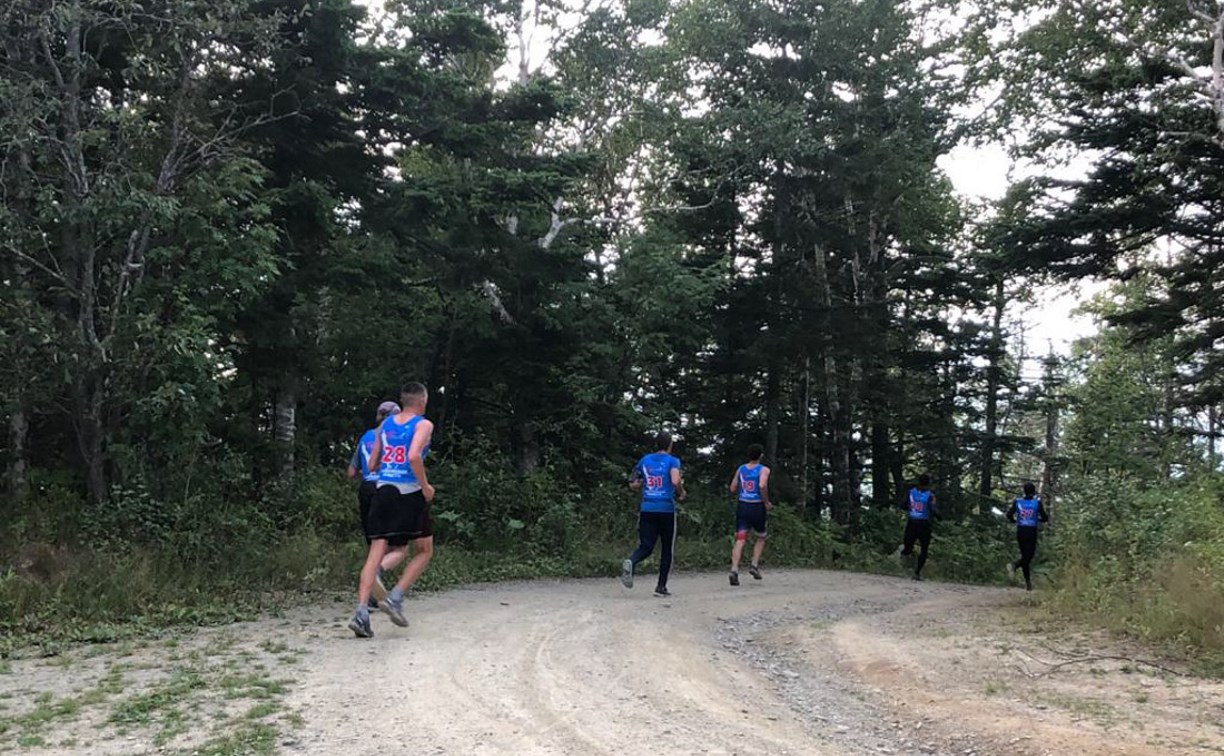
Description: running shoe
xmin=911 ymin=573 xmax=924 ymax=582
xmin=748 ymin=564 xmax=763 ymax=580
xmin=654 ymin=586 xmax=671 ymax=597
xmin=621 ymin=559 xmax=634 ymax=589
xmin=729 ymin=571 xmax=740 ymax=586
xmin=1025 ymin=581 xmax=1033 ymax=592
xmin=894 ymin=544 xmax=905 ymax=563
xmin=348 ymin=612 xmax=374 ymax=638
xmin=381 ymin=595 xmax=409 ymax=627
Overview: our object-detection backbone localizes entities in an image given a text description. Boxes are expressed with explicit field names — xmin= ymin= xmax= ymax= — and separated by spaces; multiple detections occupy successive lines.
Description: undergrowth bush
xmin=10 ymin=456 xmax=1195 ymax=657
xmin=1050 ymin=473 xmax=1224 ymax=663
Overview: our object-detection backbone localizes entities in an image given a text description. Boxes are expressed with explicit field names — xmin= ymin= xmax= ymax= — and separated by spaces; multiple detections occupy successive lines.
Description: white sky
xmin=938 ymin=144 xmax=1101 ymax=356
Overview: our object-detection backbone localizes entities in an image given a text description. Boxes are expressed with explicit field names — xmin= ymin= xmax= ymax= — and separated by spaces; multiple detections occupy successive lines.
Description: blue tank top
xmin=637 ymin=452 xmax=680 ymax=513
xmin=737 ymin=464 xmax=764 ymax=503
xmin=908 ymin=488 xmax=932 ymax=520
xmin=357 ymin=428 xmax=378 ymax=482
xmin=1015 ymin=497 xmax=1040 ymax=528
xmin=377 ymin=415 xmax=429 ymax=488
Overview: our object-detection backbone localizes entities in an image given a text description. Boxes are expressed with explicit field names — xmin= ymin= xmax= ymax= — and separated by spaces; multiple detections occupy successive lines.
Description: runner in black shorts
xmin=728 ymin=444 xmax=771 ymax=586
xmin=349 ymin=383 xmax=437 ymax=638
xmin=346 ymin=400 xmax=405 ymax=607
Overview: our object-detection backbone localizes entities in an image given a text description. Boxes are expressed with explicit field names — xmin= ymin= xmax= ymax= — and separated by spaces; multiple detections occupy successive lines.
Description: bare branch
xmin=1014 ymin=648 xmax=1185 ymax=678
xmin=537 ymin=197 xmax=568 ymax=248
xmin=642 ymin=197 xmax=720 ymax=214
xmin=1187 ymin=0 xmax=1216 ymax=23
xmin=481 ymin=280 xmax=515 ymax=324
xmin=1 ymin=246 xmax=78 ymax=295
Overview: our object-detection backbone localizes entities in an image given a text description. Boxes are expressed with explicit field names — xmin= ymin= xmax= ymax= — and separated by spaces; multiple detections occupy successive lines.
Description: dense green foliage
xmin=1 ymin=0 xmax=1222 ymax=658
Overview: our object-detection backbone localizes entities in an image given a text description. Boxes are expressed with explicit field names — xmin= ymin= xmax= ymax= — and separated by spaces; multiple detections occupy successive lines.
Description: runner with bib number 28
xmin=348 ymin=383 xmax=436 ymax=638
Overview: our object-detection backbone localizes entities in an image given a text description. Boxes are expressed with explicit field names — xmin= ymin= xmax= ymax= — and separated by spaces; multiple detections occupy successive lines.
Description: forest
xmin=1 ymin=0 xmax=1222 ymax=657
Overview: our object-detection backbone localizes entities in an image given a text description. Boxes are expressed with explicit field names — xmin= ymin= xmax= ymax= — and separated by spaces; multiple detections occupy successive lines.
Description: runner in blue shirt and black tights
xmin=1007 ymin=482 xmax=1049 ymax=591
xmin=621 ymin=432 xmax=686 ymax=597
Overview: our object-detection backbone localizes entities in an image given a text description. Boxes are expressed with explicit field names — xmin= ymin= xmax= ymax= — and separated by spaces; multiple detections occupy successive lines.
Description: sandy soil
xmin=4 ymin=569 xmax=1223 ymax=755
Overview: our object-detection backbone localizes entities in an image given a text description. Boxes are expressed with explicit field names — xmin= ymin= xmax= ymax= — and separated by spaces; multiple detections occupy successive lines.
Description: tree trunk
xmin=1209 ymin=404 xmax=1219 ymax=471
xmin=871 ymin=420 xmax=891 ymax=507
xmin=74 ymin=371 xmax=107 ymax=504
xmin=980 ymin=278 xmax=1006 ymax=504
xmin=8 ymin=406 xmax=29 ymax=505
xmin=800 ymin=356 xmax=811 ymax=508
xmin=765 ymin=360 xmax=781 ymax=467
xmin=514 ymin=421 xmax=541 ymax=476
xmin=890 ymin=432 xmax=906 ymax=505
xmin=812 ymin=241 xmax=852 ymax=522
xmin=273 ymin=372 xmax=297 ymax=484
xmin=1040 ymin=351 xmax=1060 ymax=517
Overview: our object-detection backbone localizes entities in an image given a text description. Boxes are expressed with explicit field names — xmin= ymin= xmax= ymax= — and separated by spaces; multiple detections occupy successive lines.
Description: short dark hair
xmin=917 ymin=473 xmax=931 ymax=487
xmin=747 ymin=443 xmax=764 ymax=461
xmin=1023 ymin=482 xmax=1037 ymax=497
xmin=654 ymin=431 xmax=672 ymax=451
xmin=400 ymin=382 xmax=428 ymax=406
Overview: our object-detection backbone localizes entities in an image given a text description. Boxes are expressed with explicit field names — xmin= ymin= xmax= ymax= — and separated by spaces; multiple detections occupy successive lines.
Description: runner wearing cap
xmin=346 ymin=400 xmax=407 ymax=608
xmin=349 ymin=382 xmax=436 ymax=638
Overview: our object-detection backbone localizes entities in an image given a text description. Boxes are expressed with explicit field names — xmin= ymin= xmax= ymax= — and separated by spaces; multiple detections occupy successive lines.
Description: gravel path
xmin=7 ymin=568 xmax=1223 ymax=755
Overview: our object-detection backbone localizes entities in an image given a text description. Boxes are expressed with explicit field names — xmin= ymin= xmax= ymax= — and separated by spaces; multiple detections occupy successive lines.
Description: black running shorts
xmin=358 ymin=480 xmax=378 ymax=544
xmin=367 ymin=486 xmax=433 ymax=546
xmin=735 ymin=501 xmax=768 ymax=538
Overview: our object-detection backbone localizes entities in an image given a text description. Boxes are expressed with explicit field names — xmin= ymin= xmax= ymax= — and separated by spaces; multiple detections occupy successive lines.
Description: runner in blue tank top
xmin=894 ymin=473 xmax=938 ymax=581
xmin=728 ymin=443 xmax=771 ymax=586
xmin=346 ymin=400 xmax=406 ymax=609
xmin=1006 ymin=481 xmax=1049 ymax=591
xmin=348 ymin=383 xmax=437 ymax=638
xmin=621 ymin=431 xmax=686 ymax=597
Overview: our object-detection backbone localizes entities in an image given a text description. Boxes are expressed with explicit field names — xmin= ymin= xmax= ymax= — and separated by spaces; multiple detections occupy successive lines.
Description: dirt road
xmin=5 ymin=569 xmax=1223 ymax=755
xmin=280 ymin=570 xmax=1222 ymax=756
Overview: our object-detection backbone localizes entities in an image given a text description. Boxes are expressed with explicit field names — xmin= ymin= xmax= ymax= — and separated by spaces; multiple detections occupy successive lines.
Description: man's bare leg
xmin=731 ymin=536 xmax=747 ymax=573
xmin=751 ymin=536 xmax=766 ymax=568
xmin=392 ymin=536 xmax=434 ymax=595
xmin=749 ymin=535 xmax=766 ymax=579
xmin=371 ymin=545 xmax=407 ymax=602
xmin=349 ymin=538 xmax=388 ymax=637
xmin=358 ymin=539 xmax=389 ymax=607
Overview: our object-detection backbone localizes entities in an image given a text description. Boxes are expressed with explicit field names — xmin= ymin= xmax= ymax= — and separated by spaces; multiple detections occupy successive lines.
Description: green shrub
xmin=1050 ymin=473 xmax=1224 ymax=663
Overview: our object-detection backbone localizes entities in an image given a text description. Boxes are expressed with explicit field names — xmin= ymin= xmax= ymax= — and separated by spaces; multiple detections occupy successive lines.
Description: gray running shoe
xmin=1006 ymin=561 xmax=1016 ymax=579
xmin=621 ymin=559 xmax=634 ymax=589
xmin=748 ymin=564 xmax=762 ymax=580
xmin=348 ymin=612 xmax=374 ymax=638
xmin=381 ymin=596 xmax=409 ymax=627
